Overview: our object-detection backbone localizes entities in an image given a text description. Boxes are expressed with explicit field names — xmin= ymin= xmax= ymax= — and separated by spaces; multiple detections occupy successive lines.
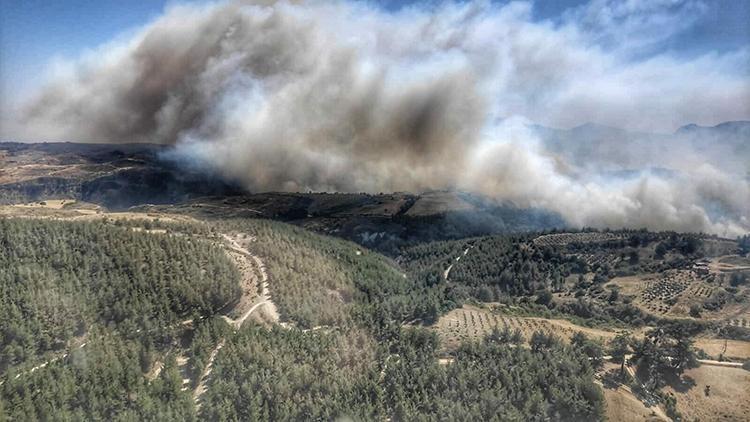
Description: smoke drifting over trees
xmin=2 ymin=0 xmax=749 ymax=236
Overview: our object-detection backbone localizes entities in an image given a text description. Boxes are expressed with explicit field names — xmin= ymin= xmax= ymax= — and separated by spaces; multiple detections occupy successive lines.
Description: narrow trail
xmin=224 ymin=300 xmax=270 ymax=329
xmin=444 ymin=246 xmax=473 ymax=281
xmin=695 ymin=359 xmax=744 ymax=368
xmin=594 ymin=377 xmax=670 ymax=422
xmin=193 ymin=339 xmax=226 ymax=409
xmin=617 ymin=357 xmax=671 ymax=421
xmin=1 ymin=341 xmax=87 ymax=386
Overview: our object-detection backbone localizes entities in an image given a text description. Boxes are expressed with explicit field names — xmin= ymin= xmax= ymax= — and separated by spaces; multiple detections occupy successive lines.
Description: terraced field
xmin=432 ymin=305 xmax=750 ymax=361
xmin=638 ymin=270 xmax=696 ymax=315
xmin=575 ymin=252 xmax=622 ymax=268
xmin=609 ymin=267 xmax=750 ymax=324
xmin=728 ymin=317 xmax=749 ymax=328
xmin=533 ymin=232 xmax=623 ymax=246
xmin=433 ymin=305 xmax=622 ymax=350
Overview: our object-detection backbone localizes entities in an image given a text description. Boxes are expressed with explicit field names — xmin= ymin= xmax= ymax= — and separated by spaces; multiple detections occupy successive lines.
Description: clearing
xmin=431 ymin=304 xmax=750 ymax=361
xmin=663 ymin=364 xmax=750 ymax=421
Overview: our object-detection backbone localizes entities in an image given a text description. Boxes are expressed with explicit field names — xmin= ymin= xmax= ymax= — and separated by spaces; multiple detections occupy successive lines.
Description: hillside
xmin=0 ymin=142 xmax=564 ymax=253
xmin=0 ymin=212 xmax=608 ymax=421
xmin=534 ymin=121 xmax=750 ymax=177
xmin=1 ymin=144 xmax=749 ymax=420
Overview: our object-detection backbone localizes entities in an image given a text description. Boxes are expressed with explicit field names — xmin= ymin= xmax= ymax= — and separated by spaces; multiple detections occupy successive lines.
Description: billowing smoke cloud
xmin=2 ymin=0 xmax=749 ymax=236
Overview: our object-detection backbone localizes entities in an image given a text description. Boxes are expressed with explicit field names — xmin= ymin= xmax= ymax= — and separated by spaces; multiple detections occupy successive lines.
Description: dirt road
xmin=193 ymin=233 xmax=281 ymax=407
xmin=221 ymin=233 xmax=279 ymax=325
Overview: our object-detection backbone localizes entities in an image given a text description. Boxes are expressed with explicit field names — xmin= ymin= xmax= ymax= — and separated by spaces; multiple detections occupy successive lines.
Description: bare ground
xmin=599 ymin=362 xmax=668 ymax=422
xmin=663 ymin=365 xmax=750 ymax=422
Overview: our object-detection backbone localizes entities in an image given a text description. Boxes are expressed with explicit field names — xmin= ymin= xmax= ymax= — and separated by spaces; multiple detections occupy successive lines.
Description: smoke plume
xmin=2 ymin=0 xmax=749 ymax=236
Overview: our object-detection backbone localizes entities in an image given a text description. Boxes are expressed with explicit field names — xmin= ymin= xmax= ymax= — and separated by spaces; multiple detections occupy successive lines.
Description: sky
xmin=1 ymin=0 xmax=747 ymax=111
xmin=0 ymin=0 xmax=166 ymax=105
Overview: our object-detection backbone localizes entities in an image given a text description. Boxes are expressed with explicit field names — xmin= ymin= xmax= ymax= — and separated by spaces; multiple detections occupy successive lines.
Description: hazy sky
xmin=1 ymin=0 xmax=747 ymax=110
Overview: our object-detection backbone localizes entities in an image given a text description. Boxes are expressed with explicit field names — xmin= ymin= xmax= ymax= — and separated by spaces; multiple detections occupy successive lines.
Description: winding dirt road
xmin=193 ymin=233 xmax=281 ymax=406
xmin=221 ymin=233 xmax=279 ymax=326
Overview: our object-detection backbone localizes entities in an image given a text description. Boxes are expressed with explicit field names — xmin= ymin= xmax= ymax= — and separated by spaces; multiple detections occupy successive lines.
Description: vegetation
xmin=0 ymin=218 xmax=239 ymax=372
xmin=400 ymin=229 xmax=708 ymax=327
xmin=201 ymin=325 xmax=604 ymax=421
xmin=0 ymin=216 xmax=737 ymax=421
xmin=218 ymin=219 xmax=454 ymax=329
xmin=1 ymin=333 xmax=196 ymax=421
xmin=631 ymin=322 xmax=698 ymax=390
xmin=0 ymin=218 xmax=243 ymax=420
xmin=446 ymin=235 xmax=579 ymax=297
xmin=608 ymin=332 xmax=632 ymax=377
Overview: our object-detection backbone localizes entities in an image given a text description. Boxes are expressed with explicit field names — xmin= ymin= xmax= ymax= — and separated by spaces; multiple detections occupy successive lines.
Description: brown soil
xmin=600 ymin=362 xmax=668 ymax=422
xmin=693 ymin=338 xmax=750 ymax=361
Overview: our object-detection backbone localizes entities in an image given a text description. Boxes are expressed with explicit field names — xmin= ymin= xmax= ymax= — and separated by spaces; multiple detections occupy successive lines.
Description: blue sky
xmin=0 ymin=0 xmax=747 ymax=121
xmin=0 ymin=0 xmax=169 ymax=103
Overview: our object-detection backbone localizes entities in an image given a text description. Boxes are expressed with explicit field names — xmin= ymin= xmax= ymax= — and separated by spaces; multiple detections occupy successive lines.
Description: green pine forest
xmin=3 ymin=217 xmax=726 ymax=420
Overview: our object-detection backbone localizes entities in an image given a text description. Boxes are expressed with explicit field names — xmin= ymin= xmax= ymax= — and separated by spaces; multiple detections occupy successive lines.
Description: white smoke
xmin=2 ymin=0 xmax=749 ymax=236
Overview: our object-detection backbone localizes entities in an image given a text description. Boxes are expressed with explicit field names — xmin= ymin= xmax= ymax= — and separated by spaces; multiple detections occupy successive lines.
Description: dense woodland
xmin=1 ymin=333 xmax=197 ymax=421
xmin=2 ymin=218 xmax=731 ymax=421
xmin=201 ymin=324 xmax=603 ymax=421
xmin=0 ymin=219 xmax=243 ymax=420
xmin=0 ymin=219 xmax=239 ymax=372
xmin=218 ymin=219 xmax=454 ymax=329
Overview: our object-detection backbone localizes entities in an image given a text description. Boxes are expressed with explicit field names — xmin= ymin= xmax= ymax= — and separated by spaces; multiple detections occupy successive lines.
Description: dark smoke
xmin=2 ymin=0 xmax=749 ymax=236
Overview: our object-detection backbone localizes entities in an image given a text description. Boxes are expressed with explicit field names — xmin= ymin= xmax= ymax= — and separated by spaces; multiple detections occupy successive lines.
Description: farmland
xmin=431 ymin=304 xmax=750 ymax=362
xmin=432 ymin=304 xmax=627 ymax=350
xmin=533 ymin=231 xmax=624 ymax=246
xmin=608 ymin=256 xmax=750 ymax=325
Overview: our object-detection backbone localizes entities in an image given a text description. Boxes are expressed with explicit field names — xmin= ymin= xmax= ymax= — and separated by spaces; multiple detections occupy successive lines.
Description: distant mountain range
xmin=531 ymin=121 xmax=750 ymax=176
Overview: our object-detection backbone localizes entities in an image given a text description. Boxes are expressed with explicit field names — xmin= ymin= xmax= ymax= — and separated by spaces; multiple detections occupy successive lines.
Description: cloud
xmin=563 ymin=0 xmax=708 ymax=52
xmin=1 ymin=0 xmax=748 ymax=236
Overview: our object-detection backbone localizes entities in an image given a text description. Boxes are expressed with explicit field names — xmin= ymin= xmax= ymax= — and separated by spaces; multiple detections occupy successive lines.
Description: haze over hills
xmin=535 ymin=120 xmax=750 ymax=173
xmin=2 ymin=0 xmax=749 ymax=238
xmin=1 ymin=0 xmax=750 ymax=420
xmin=0 ymin=140 xmax=566 ymax=254
xmin=3 ymin=118 xmax=749 ymax=239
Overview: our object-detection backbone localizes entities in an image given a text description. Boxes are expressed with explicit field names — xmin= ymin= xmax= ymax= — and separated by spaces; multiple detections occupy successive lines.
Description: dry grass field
xmin=431 ymin=305 xmax=750 ymax=361
xmin=711 ymin=255 xmax=750 ymax=273
xmin=663 ymin=365 xmax=750 ymax=421
xmin=432 ymin=305 xmax=626 ymax=350
xmin=0 ymin=199 xmax=103 ymax=218
xmin=599 ymin=363 xmax=667 ymax=422
xmin=692 ymin=338 xmax=750 ymax=361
